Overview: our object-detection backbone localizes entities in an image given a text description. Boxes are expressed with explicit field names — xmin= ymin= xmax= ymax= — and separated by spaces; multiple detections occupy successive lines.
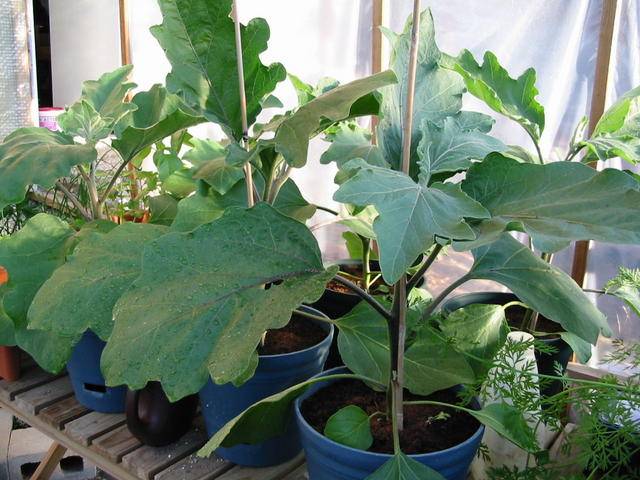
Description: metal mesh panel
xmin=0 ymin=0 xmax=35 ymax=140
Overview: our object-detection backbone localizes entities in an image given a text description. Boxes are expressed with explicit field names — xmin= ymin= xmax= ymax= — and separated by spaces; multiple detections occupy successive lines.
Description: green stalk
xmin=361 ymin=235 xmax=372 ymax=291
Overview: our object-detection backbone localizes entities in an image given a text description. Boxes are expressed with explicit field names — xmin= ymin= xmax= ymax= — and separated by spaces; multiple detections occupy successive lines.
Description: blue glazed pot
xmin=67 ymin=330 xmax=126 ymax=413
xmin=294 ymin=367 xmax=485 ymax=480
xmin=199 ymin=307 xmax=334 ymax=467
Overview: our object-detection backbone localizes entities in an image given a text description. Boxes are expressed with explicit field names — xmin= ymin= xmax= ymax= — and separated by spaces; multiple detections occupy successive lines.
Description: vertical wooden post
xmin=118 ymin=0 xmax=131 ymax=66
xmin=570 ymin=0 xmax=619 ymax=287
xmin=371 ymin=0 xmax=385 ymax=141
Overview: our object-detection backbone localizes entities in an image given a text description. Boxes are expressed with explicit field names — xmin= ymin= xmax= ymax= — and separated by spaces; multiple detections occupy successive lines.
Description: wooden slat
xmin=65 ymin=411 xmax=126 ymax=446
xmin=570 ymin=0 xmax=619 ymax=287
xmin=92 ymin=424 xmax=142 ymax=463
xmin=0 ymin=367 xmax=61 ymax=401
xmin=39 ymin=396 xmax=90 ymax=429
xmin=122 ymin=425 xmax=208 ymax=480
xmin=280 ymin=465 xmax=309 ymax=480
xmin=154 ymin=453 xmax=232 ymax=480
xmin=13 ymin=376 xmax=73 ymax=414
xmin=30 ymin=442 xmax=67 ymax=480
xmin=218 ymin=453 xmax=305 ymax=480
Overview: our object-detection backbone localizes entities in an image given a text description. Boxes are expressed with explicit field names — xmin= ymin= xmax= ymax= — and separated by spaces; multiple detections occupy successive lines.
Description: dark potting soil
xmin=301 ymin=379 xmax=480 ymax=455
xmin=505 ymin=306 xmax=563 ymax=339
xmin=258 ymin=316 xmax=328 ymax=355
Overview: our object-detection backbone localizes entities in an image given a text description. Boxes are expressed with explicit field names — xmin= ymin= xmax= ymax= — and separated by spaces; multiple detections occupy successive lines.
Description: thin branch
xmin=315 ymin=205 xmax=340 ymax=216
xmin=332 ymin=275 xmax=393 ymax=322
xmin=77 ymin=164 xmax=101 ymax=219
xmin=420 ymin=274 xmax=471 ymax=322
xmin=267 ymin=164 xmax=291 ymax=204
xmin=99 ymin=158 xmax=130 ymax=206
xmin=293 ymin=309 xmax=336 ymax=325
xmin=55 ymin=181 xmax=92 ymax=221
xmin=406 ymin=244 xmax=443 ymax=292
xmin=526 ymin=129 xmax=545 ymax=165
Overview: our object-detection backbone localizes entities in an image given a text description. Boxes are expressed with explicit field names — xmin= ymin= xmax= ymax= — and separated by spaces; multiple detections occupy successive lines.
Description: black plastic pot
xmin=442 ymin=292 xmax=573 ymax=399
xmin=126 ymin=381 xmax=199 ymax=447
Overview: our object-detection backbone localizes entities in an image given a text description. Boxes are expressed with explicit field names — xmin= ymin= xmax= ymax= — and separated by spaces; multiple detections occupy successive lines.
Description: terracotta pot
xmin=110 ymin=211 xmax=150 ymax=224
xmin=0 ymin=346 xmax=21 ymax=382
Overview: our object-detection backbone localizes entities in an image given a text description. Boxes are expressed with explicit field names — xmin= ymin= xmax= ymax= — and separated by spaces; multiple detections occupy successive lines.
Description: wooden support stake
xmin=371 ymin=0 xmax=385 ymax=141
xmin=30 ymin=442 xmax=67 ymax=480
xmin=570 ymin=0 xmax=619 ymax=287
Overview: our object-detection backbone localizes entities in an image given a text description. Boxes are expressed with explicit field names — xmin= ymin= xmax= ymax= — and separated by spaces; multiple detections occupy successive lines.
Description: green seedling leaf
xmin=365 ymin=453 xmax=446 ymax=480
xmin=0 ymin=128 xmax=96 ymax=210
xmin=149 ymin=194 xmax=179 ymax=226
xmin=275 ymin=70 xmax=396 ymax=168
xmin=113 ymin=85 xmax=205 ymax=162
xmin=152 ymin=0 xmax=286 ymax=140
xmin=451 ymin=50 xmax=545 ymax=140
xmin=320 ymin=123 xmax=388 ymax=170
xmin=468 ymin=234 xmax=611 ymax=344
xmin=102 ymin=203 xmax=335 ymax=400
xmin=335 ymin=162 xmax=488 ymax=284
xmin=28 ymin=223 xmax=169 ymax=342
xmin=460 ymin=154 xmax=640 ymax=252
xmin=324 ymin=405 xmax=373 ymax=450
xmin=0 ymin=214 xmax=79 ymax=371
xmin=440 ymin=304 xmax=509 ymax=377
xmin=469 ymin=402 xmax=538 ymax=452
xmin=378 ymin=10 xmax=465 ymax=178
xmin=604 ymin=267 xmax=640 ymax=318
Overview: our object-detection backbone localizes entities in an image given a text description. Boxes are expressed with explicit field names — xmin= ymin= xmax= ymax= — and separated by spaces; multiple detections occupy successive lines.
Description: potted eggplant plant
xmin=85 ymin=0 xmax=395 ymax=465
xmin=189 ymin=6 xmax=640 ymax=480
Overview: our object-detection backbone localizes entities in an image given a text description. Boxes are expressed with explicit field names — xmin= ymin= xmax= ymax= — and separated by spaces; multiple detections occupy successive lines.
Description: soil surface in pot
xmin=301 ymin=379 xmax=480 ymax=455
xmin=505 ymin=306 xmax=563 ymax=339
xmin=258 ymin=317 xmax=328 ymax=355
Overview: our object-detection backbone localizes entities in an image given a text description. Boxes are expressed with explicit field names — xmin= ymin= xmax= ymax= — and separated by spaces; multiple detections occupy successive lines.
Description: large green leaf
xmin=324 ymin=405 xmax=373 ymax=450
xmin=112 ymin=85 xmax=205 ymax=162
xmin=451 ymin=50 xmax=545 ymax=140
xmin=377 ymin=10 xmax=465 ymax=177
xmin=337 ymin=301 xmax=475 ymax=396
xmin=58 ymin=66 xmax=137 ymax=142
xmin=366 ymin=453 xmax=446 ymax=480
xmin=468 ymin=402 xmax=537 ymax=452
xmin=275 ymin=70 xmax=397 ymax=168
xmin=0 ymin=128 xmax=96 ymax=210
xmin=417 ymin=116 xmax=506 ymax=183
xmin=439 ymin=304 xmax=509 ymax=377
xmin=320 ymin=124 xmax=388 ymax=170
xmin=152 ymin=0 xmax=286 ymax=140
xmin=0 ymin=214 xmax=78 ymax=371
xmin=102 ymin=203 xmax=335 ymax=400
xmin=186 ymin=139 xmax=244 ymax=195
xmin=28 ymin=223 xmax=169 ymax=342
xmin=468 ymin=234 xmax=611 ymax=344
xmin=334 ymin=162 xmax=489 ymax=283
xmin=460 ymin=155 xmax=640 ymax=252
xmin=171 ymin=194 xmax=228 ymax=232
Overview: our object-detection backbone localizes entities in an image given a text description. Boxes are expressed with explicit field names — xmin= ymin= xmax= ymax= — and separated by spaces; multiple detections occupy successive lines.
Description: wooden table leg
xmin=30 ymin=441 xmax=67 ymax=480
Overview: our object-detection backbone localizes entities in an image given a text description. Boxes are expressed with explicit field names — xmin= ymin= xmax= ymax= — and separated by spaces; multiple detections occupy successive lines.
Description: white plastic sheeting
xmin=0 ymin=0 xmax=36 ymax=139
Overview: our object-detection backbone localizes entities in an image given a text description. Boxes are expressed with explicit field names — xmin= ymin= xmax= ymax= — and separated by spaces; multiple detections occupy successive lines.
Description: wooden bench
xmin=0 ymin=363 xmax=307 ymax=480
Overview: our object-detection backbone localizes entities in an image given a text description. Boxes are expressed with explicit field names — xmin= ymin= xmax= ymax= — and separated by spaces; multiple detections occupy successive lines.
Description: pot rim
xmin=294 ymin=366 xmax=485 ymax=460
xmin=257 ymin=305 xmax=334 ymax=359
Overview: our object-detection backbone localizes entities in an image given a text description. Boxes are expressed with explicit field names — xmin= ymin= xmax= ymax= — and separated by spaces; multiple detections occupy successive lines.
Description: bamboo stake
xmin=389 ymin=0 xmax=421 ymax=439
xmin=571 ymin=0 xmax=619 ymax=287
xmin=371 ymin=0 xmax=386 ymax=142
xmin=231 ymin=0 xmax=254 ymax=208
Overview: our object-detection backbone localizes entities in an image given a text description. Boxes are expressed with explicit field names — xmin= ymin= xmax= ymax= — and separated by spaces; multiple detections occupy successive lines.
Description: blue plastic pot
xmin=199 ymin=307 xmax=334 ymax=467
xmin=294 ymin=367 xmax=485 ymax=480
xmin=67 ymin=330 xmax=126 ymax=413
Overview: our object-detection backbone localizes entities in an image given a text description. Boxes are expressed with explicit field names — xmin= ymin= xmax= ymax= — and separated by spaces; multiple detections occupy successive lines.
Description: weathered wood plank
xmin=0 ymin=367 xmax=61 ymax=401
xmin=218 ymin=454 xmax=305 ymax=480
xmin=154 ymin=452 xmax=232 ymax=480
xmin=92 ymin=424 xmax=142 ymax=463
xmin=280 ymin=465 xmax=309 ymax=480
xmin=65 ymin=411 xmax=126 ymax=446
xmin=13 ymin=376 xmax=74 ymax=415
xmin=30 ymin=441 xmax=68 ymax=480
xmin=39 ymin=396 xmax=90 ymax=429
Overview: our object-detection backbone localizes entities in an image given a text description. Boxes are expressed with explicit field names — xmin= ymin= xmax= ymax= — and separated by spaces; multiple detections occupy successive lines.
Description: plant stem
xmin=55 ymin=181 xmax=92 ymax=221
xmin=293 ymin=309 xmax=336 ymax=325
xmin=526 ymin=130 xmax=544 ymax=165
xmin=420 ymin=274 xmax=471 ymax=322
xmin=77 ymin=164 xmax=102 ymax=219
xmin=315 ymin=205 xmax=340 ymax=216
xmin=332 ymin=275 xmax=392 ymax=322
xmin=361 ymin=236 xmax=371 ymax=291
xmin=267 ymin=164 xmax=291 ymax=204
xmin=231 ymin=0 xmax=254 ymax=208
xmin=406 ymin=244 xmax=443 ymax=292
xmin=99 ymin=157 xmax=130 ymax=208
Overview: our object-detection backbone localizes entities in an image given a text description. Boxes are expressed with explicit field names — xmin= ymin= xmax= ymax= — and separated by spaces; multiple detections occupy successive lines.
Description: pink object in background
xmin=39 ymin=107 xmax=65 ymax=131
